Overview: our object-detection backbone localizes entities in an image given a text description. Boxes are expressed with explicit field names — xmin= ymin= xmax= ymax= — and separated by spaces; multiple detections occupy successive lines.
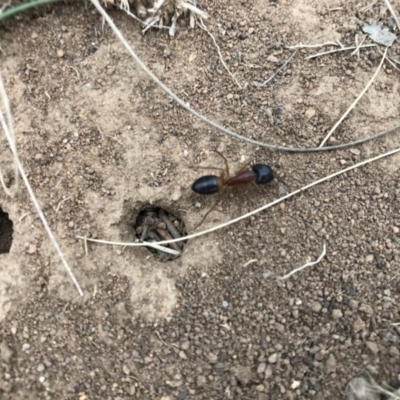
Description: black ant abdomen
xmin=192 ymin=175 xmax=221 ymax=195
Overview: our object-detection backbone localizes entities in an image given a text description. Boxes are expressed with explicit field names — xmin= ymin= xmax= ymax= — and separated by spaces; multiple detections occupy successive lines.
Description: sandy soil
xmin=1 ymin=0 xmax=400 ymax=399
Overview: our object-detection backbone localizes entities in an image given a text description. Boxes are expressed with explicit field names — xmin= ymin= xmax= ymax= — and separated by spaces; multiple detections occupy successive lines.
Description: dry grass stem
xmin=90 ymin=0 xmax=400 ymax=153
xmin=287 ymin=41 xmax=340 ymax=49
xmin=384 ymin=0 xmax=400 ymax=33
xmin=307 ymin=43 xmax=376 ymax=59
xmin=77 ymin=145 xmax=400 ymax=248
xmin=319 ymin=47 xmax=388 ymax=147
xmin=0 ymin=71 xmax=84 ymax=297
xmin=261 ymin=50 xmax=297 ymax=86
xmin=198 ymin=18 xmax=242 ymax=89
xmin=277 ymin=244 xmax=326 ymax=280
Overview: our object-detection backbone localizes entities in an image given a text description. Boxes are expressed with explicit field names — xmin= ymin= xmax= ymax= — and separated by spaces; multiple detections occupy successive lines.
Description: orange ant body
xmin=191 ymin=151 xmax=274 ymax=227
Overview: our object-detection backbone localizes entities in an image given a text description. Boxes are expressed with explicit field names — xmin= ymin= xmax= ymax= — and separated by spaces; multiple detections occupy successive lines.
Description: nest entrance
xmin=134 ymin=206 xmax=187 ymax=262
xmin=0 ymin=208 xmax=13 ymax=254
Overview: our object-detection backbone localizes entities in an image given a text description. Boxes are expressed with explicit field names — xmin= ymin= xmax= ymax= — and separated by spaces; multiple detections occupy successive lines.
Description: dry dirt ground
xmin=1 ymin=0 xmax=400 ymax=399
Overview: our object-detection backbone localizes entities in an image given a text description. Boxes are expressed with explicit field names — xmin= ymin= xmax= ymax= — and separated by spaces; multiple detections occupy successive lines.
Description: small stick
xmin=261 ymin=50 xmax=297 ymax=86
xmin=384 ymin=0 xmax=400 ymax=33
xmin=156 ymin=228 xmax=181 ymax=252
xmin=160 ymin=212 xmax=183 ymax=246
xmin=319 ymin=47 xmax=388 ymax=147
xmin=307 ymin=44 xmax=376 ymax=59
xmin=277 ymin=244 xmax=326 ymax=280
xmin=287 ymin=41 xmax=340 ymax=49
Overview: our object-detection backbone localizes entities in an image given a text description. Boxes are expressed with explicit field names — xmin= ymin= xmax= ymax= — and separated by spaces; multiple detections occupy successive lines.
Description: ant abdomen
xmin=192 ymin=175 xmax=220 ymax=195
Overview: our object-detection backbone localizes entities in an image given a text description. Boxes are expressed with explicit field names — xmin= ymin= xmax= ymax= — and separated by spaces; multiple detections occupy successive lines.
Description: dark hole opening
xmin=0 ymin=208 xmax=13 ymax=254
xmin=134 ymin=207 xmax=187 ymax=262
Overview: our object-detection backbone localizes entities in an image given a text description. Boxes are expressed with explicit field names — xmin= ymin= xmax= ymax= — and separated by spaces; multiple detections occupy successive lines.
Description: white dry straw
xmin=77 ymin=146 xmax=400 ymax=248
xmin=0 ymin=72 xmax=84 ymax=297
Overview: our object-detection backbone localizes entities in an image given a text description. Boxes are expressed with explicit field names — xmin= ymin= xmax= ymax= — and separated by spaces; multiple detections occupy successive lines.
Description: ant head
xmin=252 ymin=164 xmax=274 ymax=184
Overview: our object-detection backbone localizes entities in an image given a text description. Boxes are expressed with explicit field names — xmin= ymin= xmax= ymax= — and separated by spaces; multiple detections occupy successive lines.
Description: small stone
xmin=181 ymin=341 xmax=190 ymax=351
xmin=393 ymin=226 xmax=399 ymax=234
xmin=340 ymin=159 xmax=347 ymax=165
xmin=265 ymin=364 xmax=272 ymax=379
xmin=257 ymin=363 xmax=266 ymax=374
xmin=325 ymin=354 xmax=336 ymax=373
xmin=366 ymin=341 xmax=379 ymax=354
xmin=122 ymin=365 xmax=130 ymax=375
xmin=310 ymin=301 xmax=322 ymax=313
xmin=353 ymin=317 xmax=366 ymax=333
xmin=0 ymin=342 xmax=13 ymax=362
xmin=31 ymin=32 xmax=38 ymax=39
xmin=374 ymin=186 xmax=381 ymax=194
xmin=222 ymin=301 xmax=229 ymax=308
xmin=248 ymin=27 xmax=255 ymax=34
xmin=332 ymin=309 xmax=343 ymax=319
xmin=68 ymin=221 xmax=74 ymax=228
xmin=22 ymin=343 xmax=30 ymax=353
xmin=267 ymin=54 xmax=279 ymax=63
xmin=37 ymin=363 xmax=45 ymax=372
xmin=291 ymin=380 xmax=301 ymax=389
xmin=350 ymin=148 xmax=361 ymax=155
xmin=366 ymin=254 xmax=374 ymax=263
xmin=359 ymin=304 xmax=374 ymax=317
xmin=268 ymin=353 xmax=278 ymax=363
xmin=39 ymin=376 xmax=45 ymax=383
xmin=34 ymin=153 xmax=43 ymax=160
xmin=57 ymin=49 xmax=65 ymax=58
xmin=389 ymin=346 xmax=400 ymax=357
xmin=256 ymin=384 xmax=265 ymax=392
xmin=207 ymin=353 xmax=218 ymax=364
xmin=227 ymin=93 xmax=233 ymax=100
xmin=352 ymin=203 xmax=359 ymax=211
xmin=305 ymin=108 xmax=316 ymax=119
xmin=27 ymin=244 xmax=37 ymax=254
xmin=196 ymin=375 xmax=207 ymax=387
xmin=179 ymin=351 xmax=187 ymax=360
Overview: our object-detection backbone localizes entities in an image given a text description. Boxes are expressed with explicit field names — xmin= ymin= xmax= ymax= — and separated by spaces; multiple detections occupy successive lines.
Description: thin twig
xmin=307 ymin=44 xmax=376 ymax=59
xmin=384 ymin=0 xmax=400 ymax=33
xmin=198 ymin=18 xmax=242 ymax=89
xmin=261 ymin=50 xmax=297 ymax=86
xmin=319 ymin=47 xmax=388 ymax=147
xmin=277 ymin=244 xmax=326 ymax=280
xmin=0 ymin=72 xmax=84 ymax=297
xmin=77 ymin=145 xmax=400 ymax=247
xmin=89 ymin=0 xmax=398 ymax=153
xmin=287 ymin=41 xmax=340 ymax=49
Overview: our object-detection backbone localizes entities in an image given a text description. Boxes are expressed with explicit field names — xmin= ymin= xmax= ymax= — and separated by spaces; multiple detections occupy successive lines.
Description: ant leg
xmin=193 ymin=187 xmax=227 ymax=230
xmin=214 ymin=151 xmax=230 ymax=177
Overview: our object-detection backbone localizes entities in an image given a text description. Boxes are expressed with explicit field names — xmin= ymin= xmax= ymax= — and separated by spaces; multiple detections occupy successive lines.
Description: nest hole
xmin=0 ymin=208 xmax=13 ymax=254
xmin=134 ymin=206 xmax=187 ymax=262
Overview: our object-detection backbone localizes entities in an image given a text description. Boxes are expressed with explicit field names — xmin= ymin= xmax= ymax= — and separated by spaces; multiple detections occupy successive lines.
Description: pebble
xmin=256 ymin=384 xmax=265 ymax=392
xmin=34 ymin=153 xmax=43 ymax=160
xmin=366 ymin=341 xmax=379 ymax=354
xmin=57 ymin=49 xmax=65 ymax=58
xmin=325 ymin=354 xmax=336 ymax=373
xmin=291 ymin=380 xmax=301 ymax=389
xmin=265 ymin=364 xmax=273 ymax=379
xmin=351 ymin=203 xmax=359 ymax=211
xmin=196 ymin=375 xmax=207 ymax=387
xmin=393 ymin=226 xmax=399 ymax=234
xmin=257 ymin=362 xmax=266 ymax=374
xmin=180 ymin=341 xmax=190 ymax=351
xmin=305 ymin=108 xmax=316 ymax=119
xmin=310 ymin=301 xmax=322 ymax=313
xmin=22 ymin=343 xmax=31 ymax=352
xmin=352 ymin=317 xmax=366 ymax=333
xmin=37 ymin=363 xmax=45 ymax=372
xmin=389 ymin=346 xmax=400 ymax=357
xmin=366 ymin=254 xmax=374 ymax=263
xmin=68 ymin=221 xmax=74 ymax=228
xmin=268 ymin=353 xmax=278 ymax=363
xmin=267 ymin=54 xmax=279 ymax=63
xmin=207 ymin=353 xmax=218 ymax=364
xmin=179 ymin=351 xmax=187 ymax=359
xmin=222 ymin=301 xmax=229 ymax=308
xmin=332 ymin=309 xmax=343 ymax=319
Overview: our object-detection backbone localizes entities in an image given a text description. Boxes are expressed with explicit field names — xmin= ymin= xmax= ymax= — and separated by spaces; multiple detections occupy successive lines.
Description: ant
xmin=191 ymin=151 xmax=274 ymax=228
